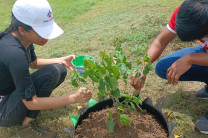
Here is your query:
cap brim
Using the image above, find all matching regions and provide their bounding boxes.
[33,22,63,39]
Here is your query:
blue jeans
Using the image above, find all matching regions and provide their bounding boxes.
[155,46,208,84]
[0,64,67,127]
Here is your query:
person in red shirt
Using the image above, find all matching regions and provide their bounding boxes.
[131,0,208,134]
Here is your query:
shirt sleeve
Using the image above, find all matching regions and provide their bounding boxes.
[7,49,36,101]
[167,5,181,34]
[29,44,37,62]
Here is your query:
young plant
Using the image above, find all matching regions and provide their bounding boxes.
[70,38,153,132]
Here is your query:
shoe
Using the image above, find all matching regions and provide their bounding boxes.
[195,112,208,134]
[16,124,58,138]
[196,85,208,99]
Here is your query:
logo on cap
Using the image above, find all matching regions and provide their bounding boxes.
[47,10,52,18]
[43,10,53,23]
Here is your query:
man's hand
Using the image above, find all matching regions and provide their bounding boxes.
[130,72,146,91]
[60,55,75,70]
[166,56,191,85]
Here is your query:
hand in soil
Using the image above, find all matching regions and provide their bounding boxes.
[74,87,92,103]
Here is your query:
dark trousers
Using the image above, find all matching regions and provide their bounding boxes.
[0,64,67,127]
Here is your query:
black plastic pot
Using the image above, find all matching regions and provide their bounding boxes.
[66,97,176,138]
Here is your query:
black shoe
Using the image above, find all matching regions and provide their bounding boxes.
[16,124,58,138]
[195,112,208,134]
[196,85,208,99]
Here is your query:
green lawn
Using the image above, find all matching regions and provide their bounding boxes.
[1,0,208,137]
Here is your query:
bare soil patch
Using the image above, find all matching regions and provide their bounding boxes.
[74,107,168,138]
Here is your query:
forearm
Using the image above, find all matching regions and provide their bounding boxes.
[31,58,62,69]
[23,94,77,110]
[186,53,208,66]
[147,39,166,63]
[147,27,176,63]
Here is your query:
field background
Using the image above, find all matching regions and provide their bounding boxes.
[1,0,208,137]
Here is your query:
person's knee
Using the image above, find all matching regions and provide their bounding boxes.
[52,64,67,80]
[155,60,167,80]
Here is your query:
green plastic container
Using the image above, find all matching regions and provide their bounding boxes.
[72,55,95,74]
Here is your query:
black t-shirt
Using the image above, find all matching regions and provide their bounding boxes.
[0,33,37,101]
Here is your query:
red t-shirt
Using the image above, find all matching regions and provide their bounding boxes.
[167,5,208,50]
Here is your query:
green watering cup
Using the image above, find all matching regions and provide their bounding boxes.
[72,55,95,74]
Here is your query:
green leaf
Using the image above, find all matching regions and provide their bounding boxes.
[70,70,78,80]
[123,72,128,79]
[99,51,105,59]
[133,96,143,112]
[109,110,113,120]
[136,59,141,64]
[125,61,132,69]
[83,70,90,79]
[97,65,106,75]
[120,93,131,98]
[98,80,107,92]
[109,77,118,90]
[120,63,126,74]
[79,78,87,84]
[104,54,111,65]
[111,66,120,78]
[118,104,124,111]
[106,120,114,132]
[143,56,151,63]
[135,102,143,112]
[135,72,141,78]
[130,102,137,113]
[118,54,124,61]
[143,63,153,75]
[132,96,139,104]
[72,80,78,87]
[123,56,127,62]
[119,114,130,125]
[132,96,142,104]
[124,100,135,113]
[126,69,133,76]
[89,74,99,82]
[111,89,120,98]
[84,59,96,68]
[105,65,112,73]
[97,91,103,100]
[131,66,139,73]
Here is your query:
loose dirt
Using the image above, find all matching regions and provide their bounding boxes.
[74,107,168,138]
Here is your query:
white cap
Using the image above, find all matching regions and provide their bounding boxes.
[12,0,63,39]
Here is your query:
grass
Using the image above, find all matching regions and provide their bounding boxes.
[1,0,208,137]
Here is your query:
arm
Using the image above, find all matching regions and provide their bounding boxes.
[147,27,176,63]
[30,55,75,70]
[7,50,89,110]
[131,5,180,90]
[22,87,92,110]
[131,27,176,90]
[31,58,63,68]
[186,53,208,66]
[167,53,208,85]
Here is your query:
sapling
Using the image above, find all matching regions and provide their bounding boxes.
[70,38,153,132]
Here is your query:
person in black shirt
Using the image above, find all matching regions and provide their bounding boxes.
[0,0,92,137]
